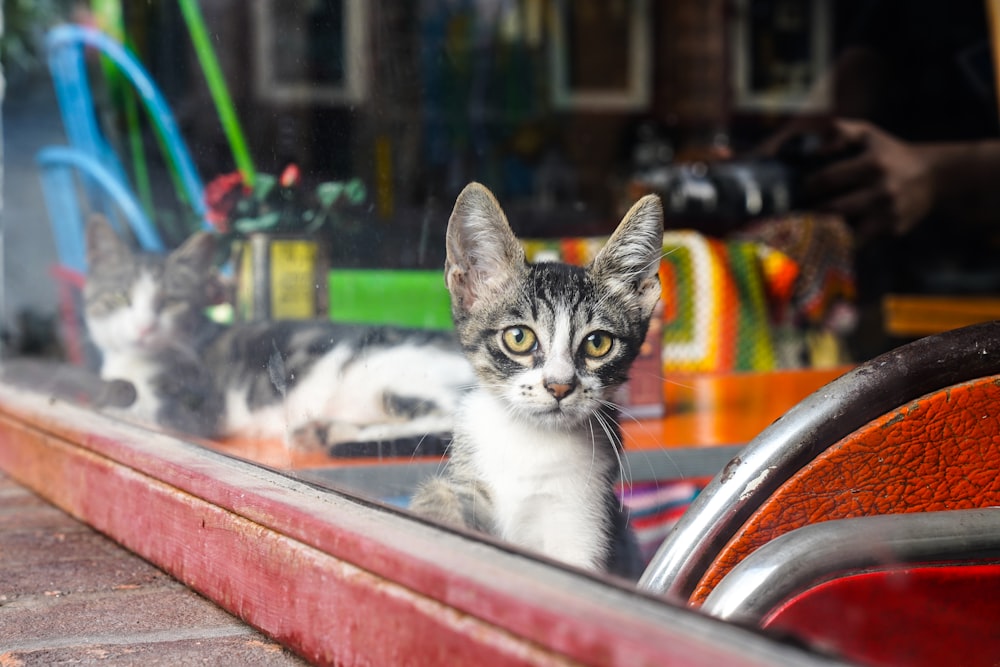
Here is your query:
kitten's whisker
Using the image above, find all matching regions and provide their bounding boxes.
[635,247,675,274]
[464,381,506,390]
[594,397,644,430]
[585,416,598,492]
[595,397,683,483]
[663,377,695,391]
[606,252,666,285]
[594,404,633,490]
[408,430,440,464]
[428,436,456,475]
[592,410,629,511]
[592,409,626,478]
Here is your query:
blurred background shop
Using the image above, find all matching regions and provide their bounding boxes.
[5,0,1000,364]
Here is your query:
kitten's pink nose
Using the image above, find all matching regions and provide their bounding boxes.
[136,322,156,340]
[545,381,575,400]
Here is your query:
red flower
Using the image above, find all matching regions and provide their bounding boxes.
[204,172,246,232]
[279,163,301,188]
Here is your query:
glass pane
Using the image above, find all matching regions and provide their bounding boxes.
[5,1,998,662]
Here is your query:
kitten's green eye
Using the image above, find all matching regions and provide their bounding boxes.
[502,326,537,354]
[582,331,614,358]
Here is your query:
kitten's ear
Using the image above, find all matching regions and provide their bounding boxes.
[169,231,217,273]
[445,182,525,314]
[591,194,664,318]
[85,215,130,271]
[168,232,224,305]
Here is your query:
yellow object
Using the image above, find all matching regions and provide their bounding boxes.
[269,239,320,319]
[236,235,324,321]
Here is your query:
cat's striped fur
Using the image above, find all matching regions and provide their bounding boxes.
[410,183,663,578]
[83,218,473,449]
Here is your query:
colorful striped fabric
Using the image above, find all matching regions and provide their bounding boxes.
[659,231,798,372]
[617,478,707,565]
[740,213,856,328]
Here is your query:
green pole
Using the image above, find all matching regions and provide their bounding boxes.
[91,0,156,219]
[177,0,256,186]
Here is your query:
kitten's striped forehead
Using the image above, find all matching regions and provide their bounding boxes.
[511,262,618,332]
[90,253,161,285]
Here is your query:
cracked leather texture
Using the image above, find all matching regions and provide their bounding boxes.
[692,376,1000,604]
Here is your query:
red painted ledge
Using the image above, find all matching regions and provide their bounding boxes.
[0,371,830,666]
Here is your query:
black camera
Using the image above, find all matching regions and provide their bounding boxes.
[637,133,855,232]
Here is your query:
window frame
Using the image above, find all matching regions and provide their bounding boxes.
[729,0,832,112]
[252,0,370,106]
[549,0,653,111]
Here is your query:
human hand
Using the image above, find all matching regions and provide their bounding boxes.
[804,119,936,240]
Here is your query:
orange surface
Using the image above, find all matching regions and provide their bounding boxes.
[622,367,850,450]
[883,294,1000,337]
[208,368,849,469]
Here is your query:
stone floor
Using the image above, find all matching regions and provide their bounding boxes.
[0,469,308,665]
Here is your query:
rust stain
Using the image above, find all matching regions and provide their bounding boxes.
[720,456,741,484]
[883,401,926,429]
[882,410,907,428]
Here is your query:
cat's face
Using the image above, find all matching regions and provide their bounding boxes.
[445,183,663,428]
[471,262,654,426]
[84,218,218,355]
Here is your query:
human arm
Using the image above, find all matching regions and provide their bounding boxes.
[804,119,1000,240]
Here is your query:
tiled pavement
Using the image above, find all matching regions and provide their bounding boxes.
[0,470,309,665]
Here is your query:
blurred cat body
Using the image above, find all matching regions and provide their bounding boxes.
[83,218,473,447]
[410,183,663,577]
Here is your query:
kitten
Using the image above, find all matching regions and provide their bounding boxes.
[205,319,472,449]
[83,217,473,449]
[410,183,663,578]
[83,218,226,436]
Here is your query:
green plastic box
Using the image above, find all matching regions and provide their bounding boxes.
[328,270,453,330]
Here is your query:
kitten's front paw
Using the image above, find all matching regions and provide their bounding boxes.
[97,378,137,408]
[288,419,362,453]
[409,478,474,529]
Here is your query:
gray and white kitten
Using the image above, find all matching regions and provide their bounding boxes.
[83,217,473,448]
[410,183,663,578]
[83,219,226,436]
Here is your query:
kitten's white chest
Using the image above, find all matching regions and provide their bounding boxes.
[459,390,614,570]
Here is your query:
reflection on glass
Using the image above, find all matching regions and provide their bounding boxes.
[6,1,1000,662]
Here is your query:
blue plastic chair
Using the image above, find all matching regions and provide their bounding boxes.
[45,24,209,235]
[37,146,165,274]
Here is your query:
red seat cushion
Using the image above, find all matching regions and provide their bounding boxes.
[763,563,1000,667]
